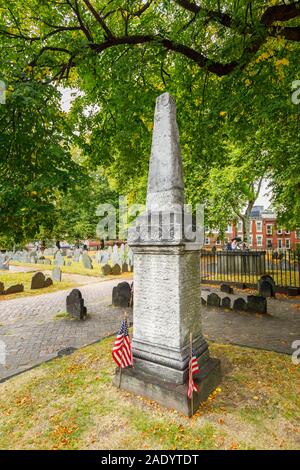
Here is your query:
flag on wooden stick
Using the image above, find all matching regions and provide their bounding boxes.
[112,318,133,368]
[188,348,200,399]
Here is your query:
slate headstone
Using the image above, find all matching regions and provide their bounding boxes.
[54,251,65,267]
[44,278,53,288]
[233,298,247,311]
[221,297,231,309]
[66,289,87,320]
[102,264,112,276]
[288,287,299,296]
[122,262,129,273]
[247,295,267,314]
[5,284,24,295]
[31,272,45,289]
[112,282,131,308]
[207,293,221,308]
[258,275,276,298]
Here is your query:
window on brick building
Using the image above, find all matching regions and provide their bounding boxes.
[285,239,290,249]
[278,239,282,248]
[266,225,273,235]
[256,221,262,232]
[267,238,273,249]
[205,237,210,245]
[285,230,290,234]
[216,239,221,245]
[237,221,243,232]
[256,235,263,246]
[277,228,282,235]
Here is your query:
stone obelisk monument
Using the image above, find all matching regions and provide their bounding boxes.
[117,92,221,416]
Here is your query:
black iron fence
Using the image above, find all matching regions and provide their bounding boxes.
[200,249,300,288]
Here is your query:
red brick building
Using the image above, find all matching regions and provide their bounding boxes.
[204,206,300,250]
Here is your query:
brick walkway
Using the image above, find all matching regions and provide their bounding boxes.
[202,296,300,355]
[0,280,299,382]
[0,279,132,381]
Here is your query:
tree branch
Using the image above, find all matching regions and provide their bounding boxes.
[82,0,114,38]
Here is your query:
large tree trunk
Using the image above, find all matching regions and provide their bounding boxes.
[241,201,255,243]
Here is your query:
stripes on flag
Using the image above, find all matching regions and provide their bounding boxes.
[188,351,200,399]
[112,319,133,368]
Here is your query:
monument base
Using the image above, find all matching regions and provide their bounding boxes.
[114,357,221,417]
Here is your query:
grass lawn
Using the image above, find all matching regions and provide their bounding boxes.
[0,338,299,450]
[11,261,133,279]
[0,272,76,299]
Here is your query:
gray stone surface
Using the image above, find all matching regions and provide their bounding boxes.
[123,92,220,413]
[146,92,184,212]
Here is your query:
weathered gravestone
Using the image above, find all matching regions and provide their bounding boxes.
[0,255,9,270]
[220,284,233,294]
[247,295,267,314]
[102,264,112,276]
[112,282,131,308]
[66,289,87,320]
[82,253,93,270]
[258,275,276,298]
[287,287,299,296]
[112,264,121,275]
[44,278,53,288]
[5,284,24,295]
[31,272,46,289]
[118,92,221,416]
[122,262,129,273]
[52,267,62,282]
[207,293,221,308]
[54,251,65,267]
[233,298,248,311]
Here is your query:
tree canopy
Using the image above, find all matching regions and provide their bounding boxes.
[0,1,299,244]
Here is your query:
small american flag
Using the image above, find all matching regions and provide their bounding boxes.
[188,350,200,399]
[112,319,133,368]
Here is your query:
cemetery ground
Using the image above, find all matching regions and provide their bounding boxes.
[1,264,133,299]
[0,336,299,450]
